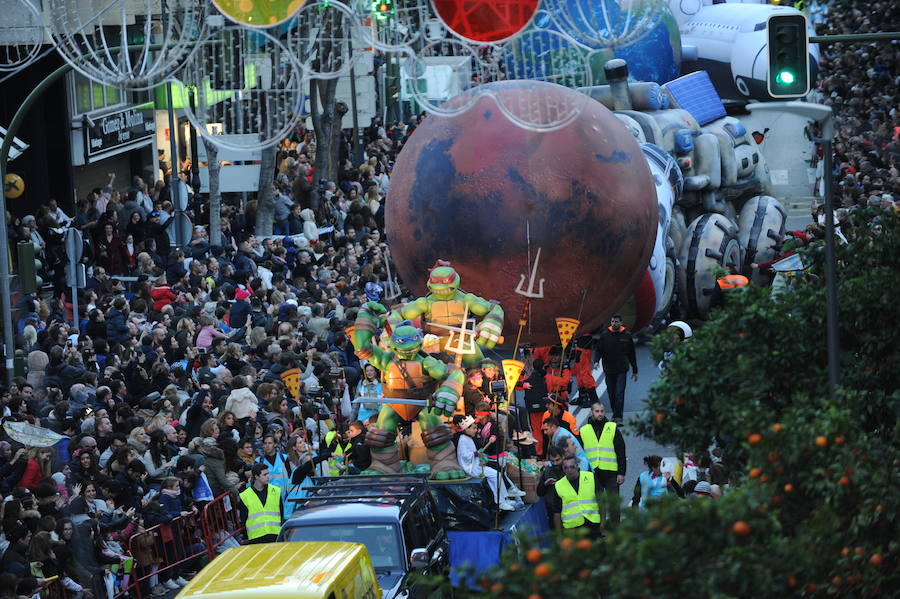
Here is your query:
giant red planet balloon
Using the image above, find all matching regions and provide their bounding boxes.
[386,80,658,345]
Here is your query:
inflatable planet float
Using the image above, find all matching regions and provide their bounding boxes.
[386,80,658,345]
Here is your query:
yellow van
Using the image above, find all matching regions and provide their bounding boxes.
[177,542,381,599]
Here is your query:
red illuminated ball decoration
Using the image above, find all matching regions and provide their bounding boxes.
[432,0,540,43]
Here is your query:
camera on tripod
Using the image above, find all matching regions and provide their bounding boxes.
[489,380,507,396]
[308,386,331,402]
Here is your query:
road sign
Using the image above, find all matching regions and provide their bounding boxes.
[65,263,86,288]
[64,228,83,262]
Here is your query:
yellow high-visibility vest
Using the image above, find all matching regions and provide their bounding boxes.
[580,421,618,471]
[240,484,282,539]
[555,472,601,529]
[325,431,351,476]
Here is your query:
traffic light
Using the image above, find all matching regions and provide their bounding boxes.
[372,0,394,20]
[16,241,42,295]
[767,13,810,98]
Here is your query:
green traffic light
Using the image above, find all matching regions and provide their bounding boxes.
[776,70,796,85]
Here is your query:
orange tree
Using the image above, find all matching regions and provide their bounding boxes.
[442,210,899,598]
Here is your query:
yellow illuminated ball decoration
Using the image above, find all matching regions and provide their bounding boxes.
[4,174,24,199]
[213,0,305,27]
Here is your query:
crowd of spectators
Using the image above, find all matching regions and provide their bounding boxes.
[1,0,898,597]
[0,115,430,598]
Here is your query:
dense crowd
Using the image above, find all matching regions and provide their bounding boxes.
[1,1,898,597]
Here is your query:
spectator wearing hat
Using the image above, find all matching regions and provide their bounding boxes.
[691,480,714,499]
[455,415,516,511]
[228,286,252,331]
[542,393,579,437]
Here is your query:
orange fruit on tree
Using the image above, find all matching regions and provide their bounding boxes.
[491,583,504,593]
[834,435,845,445]
[526,548,542,563]
[840,547,850,557]
[870,554,883,567]
[832,576,842,586]
[509,563,520,572]
[749,467,761,478]
[576,539,592,550]
[854,547,864,556]
[578,569,590,580]
[815,435,828,448]
[527,595,542,599]
[784,483,794,493]
[805,583,817,594]
[772,423,783,433]
[787,574,797,588]
[747,433,762,444]
[655,412,666,424]
[838,476,851,486]
[559,537,574,551]
[760,474,770,483]
[732,521,751,536]
[534,563,551,578]
[675,396,685,406]
[768,452,779,463]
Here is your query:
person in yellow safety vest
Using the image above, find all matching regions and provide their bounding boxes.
[325,426,352,476]
[548,456,603,537]
[239,463,283,544]
[580,403,627,527]
[256,434,291,490]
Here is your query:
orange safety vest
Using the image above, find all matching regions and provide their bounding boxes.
[717,274,749,290]
[542,409,580,435]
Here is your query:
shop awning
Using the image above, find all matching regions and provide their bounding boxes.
[0,125,29,161]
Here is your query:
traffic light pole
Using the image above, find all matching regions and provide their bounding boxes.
[0,62,72,383]
[748,102,837,396]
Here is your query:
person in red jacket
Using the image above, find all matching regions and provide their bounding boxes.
[571,335,599,408]
[16,446,53,490]
[150,272,178,312]
[531,345,573,403]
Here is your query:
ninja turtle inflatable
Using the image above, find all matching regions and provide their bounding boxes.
[357,320,467,479]
[353,260,503,367]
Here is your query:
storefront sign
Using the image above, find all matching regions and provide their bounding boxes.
[85,108,155,156]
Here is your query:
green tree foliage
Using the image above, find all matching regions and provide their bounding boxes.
[450,210,899,598]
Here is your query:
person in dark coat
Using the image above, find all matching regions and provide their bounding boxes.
[94,222,130,275]
[344,421,371,473]
[594,314,638,424]
[105,297,131,347]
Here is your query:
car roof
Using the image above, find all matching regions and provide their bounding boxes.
[284,502,402,526]
[178,542,371,599]
[287,474,432,522]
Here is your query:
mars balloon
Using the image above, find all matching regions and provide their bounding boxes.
[387,80,658,345]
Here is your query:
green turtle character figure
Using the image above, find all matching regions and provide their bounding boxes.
[361,321,467,480]
[353,260,504,368]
